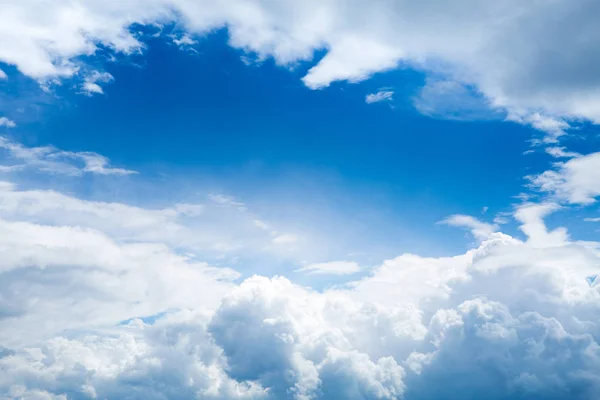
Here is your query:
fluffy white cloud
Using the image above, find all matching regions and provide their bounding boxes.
[2,0,600,135]
[0,136,136,175]
[2,217,599,399]
[530,151,600,205]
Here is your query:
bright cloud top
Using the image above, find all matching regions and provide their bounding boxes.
[1,0,600,136]
[0,139,599,399]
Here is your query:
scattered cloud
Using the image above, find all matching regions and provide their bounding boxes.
[0,136,136,176]
[0,117,16,128]
[365,90,394,104]
[439,214,498,240]
[530,151,600,205]
[545,146,581,159]
[507,112,570,143]
[173,34,197,46]
[295,260,361,275]
[0,68,7,80]
[81,71,114,96]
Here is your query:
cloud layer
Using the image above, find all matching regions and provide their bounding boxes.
[1,0,600,135]
[1,160,599,399]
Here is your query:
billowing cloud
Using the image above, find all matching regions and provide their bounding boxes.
[1,0,600,135]
[1,159,599,399]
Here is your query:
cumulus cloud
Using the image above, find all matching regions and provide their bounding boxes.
[1,0,600,136]
[2,214,599,399]
[295,261,361,275]
[0,69,7,80]
[0,136,136,175]
[365,90,394,104]
[530,151,600,205]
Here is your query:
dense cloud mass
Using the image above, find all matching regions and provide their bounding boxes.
[0,171,599,399]
[1,0,600,134]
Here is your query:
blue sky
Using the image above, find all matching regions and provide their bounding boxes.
[3,29,586,259]
[1,2,600,399]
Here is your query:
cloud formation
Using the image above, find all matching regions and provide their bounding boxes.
[365,91,394,104]
[1,154,599,398]
[530,151,600,205]
[1,0,600,136]
[0,136,136,176]
[295,260,361,275]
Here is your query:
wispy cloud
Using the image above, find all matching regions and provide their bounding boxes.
[439,214,499,240]
[0,136,137,176]
[365,90,394,104]
[81,71,114,96]
[295,260,361,275]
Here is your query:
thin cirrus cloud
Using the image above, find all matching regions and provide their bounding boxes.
[295,260,361,275]
[365,90,394,104]
[0,136,136,176]
[2,0,600,137]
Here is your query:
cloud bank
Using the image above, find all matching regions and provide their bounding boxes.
[1,144,599,399]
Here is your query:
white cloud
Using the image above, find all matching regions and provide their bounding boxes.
[507,111,570,143]
[545,146,581,159]
[365,90,394,104]
[1,159,600,399]
[173,34,197,46]
[0,68,7,80]
[295,260,361,275]
[0,117,16,128]
[513,202,568,247]
[530,151,600,205]
[584,217,600,223]
[1,1,600,135]
[81,71,114,96]
[0,136,136,175]
[439,214,498,241]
